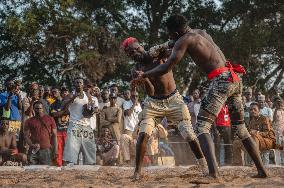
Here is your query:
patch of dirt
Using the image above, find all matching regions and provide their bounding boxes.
[0,166,284,187]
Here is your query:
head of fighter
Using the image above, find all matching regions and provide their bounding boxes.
[121,37,147,63]
[166,14,190,41]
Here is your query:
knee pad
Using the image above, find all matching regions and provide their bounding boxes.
[177,120,197,141]
[233,124,250,140]
[195,115,214,136]
[139,118,155,136]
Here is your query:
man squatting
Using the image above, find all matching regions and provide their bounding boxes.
[121,36,207,180]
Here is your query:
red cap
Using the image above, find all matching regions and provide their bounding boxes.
[121,37,138,50]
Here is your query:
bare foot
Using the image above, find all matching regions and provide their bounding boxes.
[132,172,142,181]
[209,172,219,179]
[252,171,268,178]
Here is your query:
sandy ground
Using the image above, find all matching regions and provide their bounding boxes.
[0,165,284,187]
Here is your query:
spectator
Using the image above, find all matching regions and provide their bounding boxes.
[110,84,125,108]
[110,84,125,134]
[248,102,276,165]
[83,84,99,131]
[244,87,254,124]
[24,101,57,165]
[96,127,119,165]
[258,95,273,121]
[213,105,232,165]
[0,78,22,140]
[100,93,122,141]
[83,81,93,95]
[187,89,201,128]
[62,77,97,165]
[38,85,50,114]
[50,87,69,166]
[273,97,284,165]
[44,86,54,105]
[0,120,27,166]
[24,83,40,120]
[98,88,110,110]
[15,80,26,100]
[255,90,263,102]
[266,97,274,109]
[60,86,69,100]
[93,86,102,103]
[121,90,142,164]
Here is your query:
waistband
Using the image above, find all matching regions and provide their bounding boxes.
[150,89,177,100]
[207,61,246,82]
[207,67,229,80]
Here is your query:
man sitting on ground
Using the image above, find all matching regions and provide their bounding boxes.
[0,120,27,166]
[96,127,119,165]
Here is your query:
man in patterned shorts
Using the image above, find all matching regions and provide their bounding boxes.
[135,14,268,178]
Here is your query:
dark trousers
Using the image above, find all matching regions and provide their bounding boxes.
[213,126,232,165]
[29,148,51,165]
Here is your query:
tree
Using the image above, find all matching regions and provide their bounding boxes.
[219,0,284,93]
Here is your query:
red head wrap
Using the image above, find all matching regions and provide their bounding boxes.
[121,37,138,50]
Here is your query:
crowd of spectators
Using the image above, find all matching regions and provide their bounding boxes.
[0,77,283,167]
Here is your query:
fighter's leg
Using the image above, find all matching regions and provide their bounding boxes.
[227,94,268,178]
[133,118,154,180]
[213,126,222,165]
[195,110,219,178]
[178,120,205,160]
[168,95,207,172]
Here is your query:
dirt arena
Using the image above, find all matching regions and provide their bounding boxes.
[0,165,283,187]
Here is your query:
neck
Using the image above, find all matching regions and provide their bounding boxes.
[35,113,44,118]
[76,89,83,94]
[110,103,115,107]
[179,26,191,36]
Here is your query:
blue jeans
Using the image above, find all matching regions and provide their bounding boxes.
[63,122,96,164]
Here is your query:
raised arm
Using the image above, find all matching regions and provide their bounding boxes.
[142,38,189,78]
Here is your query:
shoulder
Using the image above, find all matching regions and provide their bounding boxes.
[0,92,7,100]
[193,29,208,36]
[42,114,52,120]
[25,117,34,125]
[175,32,200,48]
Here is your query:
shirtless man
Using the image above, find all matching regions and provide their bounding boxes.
[121,37,206,180]
[0,120,27,165]
[136,14,267,178]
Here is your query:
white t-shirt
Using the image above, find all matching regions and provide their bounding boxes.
[69,92,90,126]
[260,107,273,121]
[123,100,142,132]
[116,97,125,108]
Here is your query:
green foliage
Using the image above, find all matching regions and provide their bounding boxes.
[0,0,283,94]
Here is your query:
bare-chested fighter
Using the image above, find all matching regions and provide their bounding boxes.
[121,37,207,180]
[136,14,268,178]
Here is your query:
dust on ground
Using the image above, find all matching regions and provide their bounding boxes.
[0,165,283,187]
